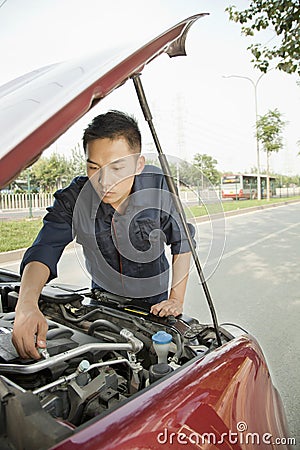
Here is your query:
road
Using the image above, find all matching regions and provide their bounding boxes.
[187,202,300,443]
[0,208,47,220]
[2,202,300,441]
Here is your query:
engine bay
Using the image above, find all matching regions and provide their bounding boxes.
[0,269,233,450]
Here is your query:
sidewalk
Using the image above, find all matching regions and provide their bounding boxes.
[0,208,47,221]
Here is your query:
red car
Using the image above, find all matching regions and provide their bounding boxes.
[0,14,293,450]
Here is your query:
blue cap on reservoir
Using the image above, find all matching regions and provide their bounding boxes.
[152,331,172,345]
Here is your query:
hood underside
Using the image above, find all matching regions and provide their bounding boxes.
[0,13,207,189]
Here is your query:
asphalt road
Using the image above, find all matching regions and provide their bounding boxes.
[2,202,300,442]
[0,208,47,220]
[186,202,300,443]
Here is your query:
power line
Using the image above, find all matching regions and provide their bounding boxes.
[0,0,8,8]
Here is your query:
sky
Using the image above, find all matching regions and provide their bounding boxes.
[0,0,299,175]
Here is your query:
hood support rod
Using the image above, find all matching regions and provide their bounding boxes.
[132,74,222,346]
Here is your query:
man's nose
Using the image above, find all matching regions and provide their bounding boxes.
[98,167,113,189]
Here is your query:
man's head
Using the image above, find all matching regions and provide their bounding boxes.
[83,110,141,154]
[82,111,145,209]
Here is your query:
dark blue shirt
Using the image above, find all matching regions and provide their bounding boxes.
[21,165,195,304]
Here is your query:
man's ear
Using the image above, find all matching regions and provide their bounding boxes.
[136,155,145,174]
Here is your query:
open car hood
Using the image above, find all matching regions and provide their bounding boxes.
[0,13,207,189]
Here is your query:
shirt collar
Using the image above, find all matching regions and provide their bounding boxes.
[130,171,162,208]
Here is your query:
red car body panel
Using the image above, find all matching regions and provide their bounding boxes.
[52,336,290,450]
[0,13,291,450]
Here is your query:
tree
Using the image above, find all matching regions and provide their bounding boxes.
[171,160,200,187]
[31,153,73,192]
[192,153,220,186]
[226,1,300,75]
[145,156,220,190]
[145,158,198,190]
[16,147,86,193]
[69,143,86,176]
[256,108,286,200]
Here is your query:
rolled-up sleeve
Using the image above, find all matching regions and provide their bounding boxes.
[20,194,74,282]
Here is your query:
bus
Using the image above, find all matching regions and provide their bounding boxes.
[221,174,276,200]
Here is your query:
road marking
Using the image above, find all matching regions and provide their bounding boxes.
[220,222,300,261]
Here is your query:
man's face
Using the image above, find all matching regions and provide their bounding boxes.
[86,137,145,209]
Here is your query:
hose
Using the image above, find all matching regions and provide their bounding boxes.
[88,319,122,336]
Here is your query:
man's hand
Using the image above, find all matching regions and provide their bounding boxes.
[150,297,183,317]
[12,261,50,359]
[12,304,48,360]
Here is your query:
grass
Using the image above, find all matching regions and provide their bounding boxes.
[186,195,300,218]
[0,196,299,252]
[0,218,43,252]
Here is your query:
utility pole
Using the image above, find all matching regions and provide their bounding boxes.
[223,72,272,200]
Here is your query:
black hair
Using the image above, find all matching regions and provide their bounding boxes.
[82,110,141,154]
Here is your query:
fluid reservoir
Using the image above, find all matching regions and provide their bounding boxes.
[149,362,173,384]
[152,330,172,364]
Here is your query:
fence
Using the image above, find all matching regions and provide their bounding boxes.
[0,193,53,210]
[180,188,221,203]
[181,186,300,203]
[0,190,212,210]
[276,187,300,197]
[0,187,299,211]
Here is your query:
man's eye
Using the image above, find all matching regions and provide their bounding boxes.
[88,166,99,170]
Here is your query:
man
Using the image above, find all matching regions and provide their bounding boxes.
[12,110,194,360]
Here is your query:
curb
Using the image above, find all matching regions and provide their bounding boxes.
[0,248,27,264]
[190,198,300,223]
[1,199,299,263]
[0,241,77,264]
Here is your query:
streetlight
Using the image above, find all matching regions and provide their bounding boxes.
[223,72,269,200]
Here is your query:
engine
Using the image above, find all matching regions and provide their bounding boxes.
[0,269,232,450]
